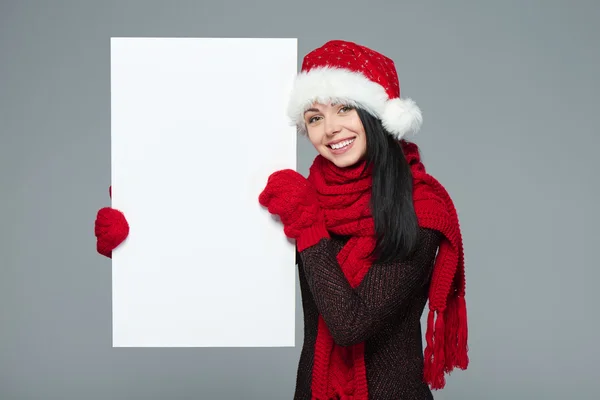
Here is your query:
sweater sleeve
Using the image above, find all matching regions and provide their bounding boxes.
[297,227,441,347]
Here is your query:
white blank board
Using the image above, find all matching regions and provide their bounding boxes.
[110,37,298,347]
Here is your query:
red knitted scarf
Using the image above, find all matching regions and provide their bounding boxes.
[306,141,468,399]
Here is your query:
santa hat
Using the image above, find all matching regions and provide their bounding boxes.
[287,40,423,139]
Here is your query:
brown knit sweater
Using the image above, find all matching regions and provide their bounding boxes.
[293,227,441,400]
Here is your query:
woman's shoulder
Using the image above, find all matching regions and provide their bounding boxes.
[383,227,442,266]
[418,226,443,249]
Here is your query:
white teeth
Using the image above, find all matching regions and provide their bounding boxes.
[330,139,355,150]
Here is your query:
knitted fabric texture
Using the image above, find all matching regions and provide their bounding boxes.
[306,156,375,399]
[258,169,330,253]
[401,141,469,388]
[94,186,129,258]
[294,229,439,399]
[304,141,468,398]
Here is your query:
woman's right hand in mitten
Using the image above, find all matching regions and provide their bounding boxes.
[95,186,129,258]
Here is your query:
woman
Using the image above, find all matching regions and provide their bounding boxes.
[95,40,469,399]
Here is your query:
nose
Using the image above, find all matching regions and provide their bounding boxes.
[324,116,341,136]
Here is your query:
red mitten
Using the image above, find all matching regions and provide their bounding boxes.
[259,169,329,252]
[95,186,129,258]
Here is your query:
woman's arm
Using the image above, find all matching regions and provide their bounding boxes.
[298,227,441,346]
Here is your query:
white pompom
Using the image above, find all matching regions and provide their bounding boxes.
[381,98,423,139]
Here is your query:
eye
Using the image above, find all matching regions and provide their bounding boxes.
[339,105,353,113]
[308,115,322,124]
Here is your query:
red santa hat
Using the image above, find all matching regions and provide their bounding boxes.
[287,40,423,139]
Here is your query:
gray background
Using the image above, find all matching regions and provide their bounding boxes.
[2,0,599,399]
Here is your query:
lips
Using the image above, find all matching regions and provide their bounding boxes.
[327,137,356,155]
[327,137,356,149]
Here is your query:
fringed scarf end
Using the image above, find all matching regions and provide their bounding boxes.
[423,295,469,390]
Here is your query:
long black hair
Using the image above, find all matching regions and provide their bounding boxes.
[356,108,420,264]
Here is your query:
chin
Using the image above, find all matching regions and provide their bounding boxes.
[331,157,361,168]
[323,149,364,168]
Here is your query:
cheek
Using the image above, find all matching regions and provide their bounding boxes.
[351,116,365,134]
[353,124,367,153]
[306,129,325,147]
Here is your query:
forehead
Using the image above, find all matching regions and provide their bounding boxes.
[305,101,341,112]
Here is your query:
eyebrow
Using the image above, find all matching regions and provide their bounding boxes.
[304,108,319,114]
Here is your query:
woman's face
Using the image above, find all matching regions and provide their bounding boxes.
[303,102,367,168]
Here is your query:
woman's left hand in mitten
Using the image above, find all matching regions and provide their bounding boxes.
[258,169,329,252]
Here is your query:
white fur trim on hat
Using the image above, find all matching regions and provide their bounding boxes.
[381,98,423,138]
[286,66,422,139]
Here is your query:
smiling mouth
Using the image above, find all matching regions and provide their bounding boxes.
[328,138,356,150]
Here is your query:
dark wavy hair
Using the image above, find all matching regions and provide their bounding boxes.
[356,107,420,264]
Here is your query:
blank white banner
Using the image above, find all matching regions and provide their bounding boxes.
[110,37,298,347]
